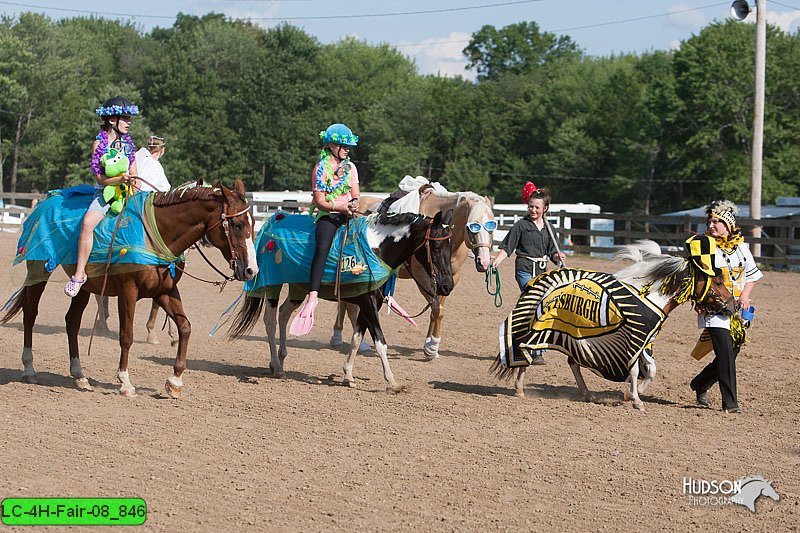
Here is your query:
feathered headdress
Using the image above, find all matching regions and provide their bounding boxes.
[706,200,738,232]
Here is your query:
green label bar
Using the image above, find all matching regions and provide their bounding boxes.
[1,498,146,526]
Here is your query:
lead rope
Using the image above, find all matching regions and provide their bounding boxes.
[485,265,503,307]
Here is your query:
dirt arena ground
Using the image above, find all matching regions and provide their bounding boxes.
[0,229,797,531]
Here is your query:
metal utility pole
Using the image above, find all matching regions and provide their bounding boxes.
[750,0,766,256]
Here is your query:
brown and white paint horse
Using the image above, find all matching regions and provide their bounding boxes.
[331,190,495,359]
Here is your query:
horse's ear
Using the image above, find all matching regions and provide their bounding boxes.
[432,210,443,226]
[442,208,454,226]
[234,177,247,197]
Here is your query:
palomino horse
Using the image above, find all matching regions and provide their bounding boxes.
[492,239,736,410]
[228,210,455,393]
[331,191,495,359]
[1,179,257,398]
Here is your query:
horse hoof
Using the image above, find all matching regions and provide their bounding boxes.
[343,379,356,388]
[164,380,182,399]
[75,377,93,391]
[119,387,137,398]
[273,371,286,379]
[633,401,645,411]
[146,335,160,345]
[21,374,37,384]
[584,395,597,404]
[624,389,637,401]
[514,390,526,398]
[170,339,179,348]
[385,384,407,394]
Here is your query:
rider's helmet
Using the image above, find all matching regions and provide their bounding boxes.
[96,96,140,117]
[319,123,358,146]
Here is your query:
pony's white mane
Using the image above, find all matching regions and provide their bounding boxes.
[613,240,685,288]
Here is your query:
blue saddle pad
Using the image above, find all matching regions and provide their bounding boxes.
[245,213,394,295]
[14,186,181,272]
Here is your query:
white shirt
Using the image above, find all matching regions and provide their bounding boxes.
[698,241,763,330]
[134,148,171,192]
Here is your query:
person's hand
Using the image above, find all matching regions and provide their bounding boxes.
[739,296,751,311]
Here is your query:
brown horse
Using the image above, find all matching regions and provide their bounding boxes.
[1,179,257,398]
[95,295,177,345]
[331,191,495,359]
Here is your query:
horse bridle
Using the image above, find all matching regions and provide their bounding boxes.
[691,269,736,316]
[405,217,452,299]
[198,193,252,278]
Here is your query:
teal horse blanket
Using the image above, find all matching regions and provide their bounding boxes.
[245,212,394,298]
[14,186,183,280]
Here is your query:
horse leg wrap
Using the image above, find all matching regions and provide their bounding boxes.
[423,336,441,360]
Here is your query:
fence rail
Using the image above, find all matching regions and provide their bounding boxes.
[3,193,799,268]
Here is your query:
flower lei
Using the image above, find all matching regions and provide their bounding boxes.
[91,130,136,177]
[314,149,352,202]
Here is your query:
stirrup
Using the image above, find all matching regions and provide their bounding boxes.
[64,276,87,298]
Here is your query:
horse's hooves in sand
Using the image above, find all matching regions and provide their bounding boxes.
[268,363,286,379]
[75,377,93,391]
[514,390,525,398]
[164,380,182,399]
[633,401,645,411]
[386,384,407,394]
[146,334,160,345]
[119,387,137,398]
[170,339,178,348]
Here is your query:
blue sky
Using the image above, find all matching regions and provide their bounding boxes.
[2,0,800,78]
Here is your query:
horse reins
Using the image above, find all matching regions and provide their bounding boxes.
[402,218,452,316]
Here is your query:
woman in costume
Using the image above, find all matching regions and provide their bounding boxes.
[290,124,360,335]
[690,200,762,413]
[64,96,139,297]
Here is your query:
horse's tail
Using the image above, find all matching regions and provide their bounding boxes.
[489,353,518,382]
[227,294,265,339]
[1,286,26,324]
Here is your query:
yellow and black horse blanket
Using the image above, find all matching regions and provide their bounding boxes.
[498,268,666,382]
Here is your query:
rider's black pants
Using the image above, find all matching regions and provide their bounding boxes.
[309,213,346,293]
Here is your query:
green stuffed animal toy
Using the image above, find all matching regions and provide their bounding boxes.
[100,148,130,214]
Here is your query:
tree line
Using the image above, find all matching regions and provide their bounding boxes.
[1,12,799,213]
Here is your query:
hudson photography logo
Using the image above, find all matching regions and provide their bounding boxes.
[683,475,780,512]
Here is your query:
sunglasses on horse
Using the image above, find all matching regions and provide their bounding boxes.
[467,220,498,233]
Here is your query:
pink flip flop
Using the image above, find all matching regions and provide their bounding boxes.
[289,299,318,336]
[385,295,417,328]
[64,276,87,298]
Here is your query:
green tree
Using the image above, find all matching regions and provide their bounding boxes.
[464,21,582,81]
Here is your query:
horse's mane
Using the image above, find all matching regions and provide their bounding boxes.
[152,184,222,207]
[426,188,485,205]
[614,240,688,293]
[372,211,424,227]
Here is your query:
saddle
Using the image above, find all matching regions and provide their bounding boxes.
[14,187,181,275]
[245,212,395,299]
